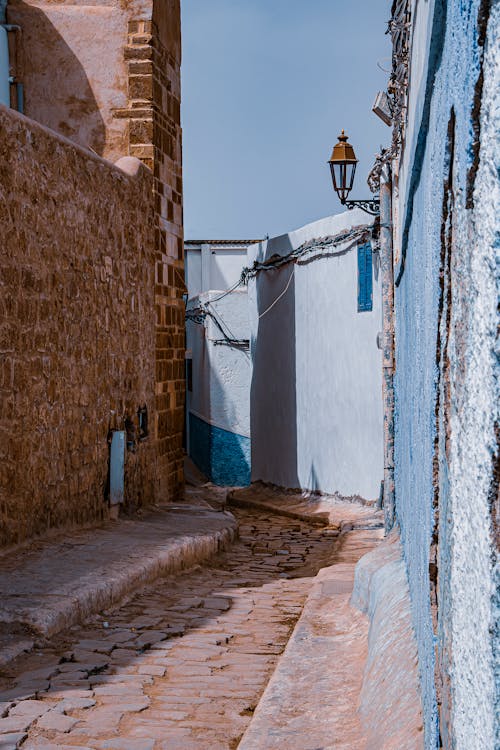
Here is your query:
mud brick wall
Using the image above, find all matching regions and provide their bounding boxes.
[120,10,185,500]
[0,106,157,547]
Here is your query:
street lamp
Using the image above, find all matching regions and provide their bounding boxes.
[328,130,380,216]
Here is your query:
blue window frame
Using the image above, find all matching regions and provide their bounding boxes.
[357,242,373,312]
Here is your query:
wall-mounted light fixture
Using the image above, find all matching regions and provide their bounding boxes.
[328,130,380,216]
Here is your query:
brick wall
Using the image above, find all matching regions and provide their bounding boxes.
[118,12,185,500]
[0,106,157,546]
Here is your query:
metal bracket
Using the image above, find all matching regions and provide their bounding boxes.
[343,198,380,216]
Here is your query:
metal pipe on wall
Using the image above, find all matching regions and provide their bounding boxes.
[379,163,396,532]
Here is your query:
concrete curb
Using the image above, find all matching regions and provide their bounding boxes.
[228,488,384,532]
[227,492,330,526]
[0,640,35,671]
[36,526,238,639]
[238,527,383,750]
[0,506,238,669]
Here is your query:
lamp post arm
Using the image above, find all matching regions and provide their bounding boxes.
[343,198,380,216]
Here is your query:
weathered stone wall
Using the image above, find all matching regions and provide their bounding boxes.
[6,0,186,501]
[389,0,499,747]
[0,105,157,546]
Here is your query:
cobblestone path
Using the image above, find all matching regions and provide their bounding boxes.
[0,509,342,750]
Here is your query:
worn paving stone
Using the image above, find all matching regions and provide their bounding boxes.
[0,716,33,733]
[0,504,372,749]
[0,705,12,720]
[36,710,78,733]
[0,689,38,704]
[0,733,27,750]
[75,640,115,654]
[44,689,94,701]
[134,631,168,648]
[7,700,51,719]
[136,665,166,676]
[96,740,155,750]
[57,696,96,712]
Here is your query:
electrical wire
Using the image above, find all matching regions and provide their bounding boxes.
[185,224,375,334]
[186,304,248,349]
[207,303,239,343]
[258,267,295,319]
[241,224,372,281]
[205,278,243,304]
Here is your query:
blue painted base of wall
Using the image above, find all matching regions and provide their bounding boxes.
[189,412,251,487]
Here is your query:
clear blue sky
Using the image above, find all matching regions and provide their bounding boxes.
[181,0,392,240]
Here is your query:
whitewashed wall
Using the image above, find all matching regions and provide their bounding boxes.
[185,242,250,300]
[248,210,384,500]
[185,242,254,486]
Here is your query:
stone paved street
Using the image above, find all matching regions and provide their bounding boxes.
[0,508,346,750]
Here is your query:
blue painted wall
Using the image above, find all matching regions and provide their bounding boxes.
[189,412,251,487]
[393,0,499,746]
[186,287,252,488]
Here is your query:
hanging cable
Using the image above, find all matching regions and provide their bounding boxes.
[205,278,243,304]
[258,267,295,319]
[241,224,372,282]
[185,223,374,332]
[186,304,249,349]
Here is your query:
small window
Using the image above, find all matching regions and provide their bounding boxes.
[357,242,373,312]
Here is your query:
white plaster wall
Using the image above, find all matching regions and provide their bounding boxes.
[249,209,384,500]
[185,244,248,300]
[210,250,247,292]
[187,289,251,437]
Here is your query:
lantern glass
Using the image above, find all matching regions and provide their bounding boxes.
[328,130,358,204]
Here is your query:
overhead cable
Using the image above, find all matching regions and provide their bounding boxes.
[258,267,295,319]
[241,223,373,282]
[185,222,375,332]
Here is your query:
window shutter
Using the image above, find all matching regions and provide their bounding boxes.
[357,242,373,312]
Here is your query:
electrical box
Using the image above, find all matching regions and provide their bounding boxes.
[109,430,125,506]
[0,27,9,107]
[372,91,392,127]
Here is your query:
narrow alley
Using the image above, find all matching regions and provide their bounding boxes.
[0,503,381,750]
[0,0,498,747]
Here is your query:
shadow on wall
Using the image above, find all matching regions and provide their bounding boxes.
[8,1,106,154]
[152,0,181,62]
[307,462,320,493]
[250,235,300,490]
